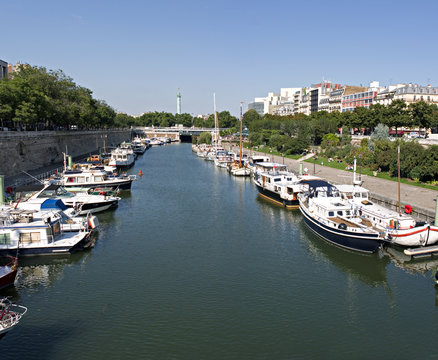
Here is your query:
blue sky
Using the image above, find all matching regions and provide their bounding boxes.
[3,0,437,116]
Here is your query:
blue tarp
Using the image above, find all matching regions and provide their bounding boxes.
[40,199,68,211]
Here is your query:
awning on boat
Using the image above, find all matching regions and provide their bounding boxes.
[40,199,68,211]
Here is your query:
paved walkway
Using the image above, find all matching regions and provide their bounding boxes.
[232,146,438,213]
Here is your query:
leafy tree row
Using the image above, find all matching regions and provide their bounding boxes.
[244,100,438,155]
[0,65,117,130]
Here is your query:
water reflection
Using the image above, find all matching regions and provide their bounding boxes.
[299,220,389,287]
[15,251,92,290]
[382,246,438,275]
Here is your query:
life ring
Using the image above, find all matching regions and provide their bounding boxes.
[338,223,347,230]
[404,205,413,214]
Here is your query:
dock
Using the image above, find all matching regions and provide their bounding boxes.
[404,245,438,257]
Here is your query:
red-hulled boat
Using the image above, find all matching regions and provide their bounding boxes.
[0,257,18,289]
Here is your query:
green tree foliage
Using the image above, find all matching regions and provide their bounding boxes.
[321,133,340,149]
[198,132,212,144]
[0,65,118,129]
[243,109,261,127]
[370,123,390,141]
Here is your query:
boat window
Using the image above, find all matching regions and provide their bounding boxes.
[287,188,293,194]
[0,233,10,245]
[337,211,343,216]
[274,178,281,182]
[328,211,334,217]
[354,193,361,198]
[95,176,103,182]
[346,210,351,216]
[20,232,40,244]
[67,177,76,183]
[52,222,61,236]
[78,177,85,183]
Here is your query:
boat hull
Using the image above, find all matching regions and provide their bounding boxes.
[255,184,299,209]
[387,225,438,247]
[300,206,382,253]
[66,199,119,215]
[63,180,132,191]
[0,268,17,290]
[0,233,92,257]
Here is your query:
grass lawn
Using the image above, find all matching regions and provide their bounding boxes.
[244,145,302,160]
[304,154,438,191]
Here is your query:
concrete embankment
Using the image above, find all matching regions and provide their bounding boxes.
[232,145,438,222]
[1,129,131,186]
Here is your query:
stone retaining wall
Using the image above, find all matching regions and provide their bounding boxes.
[0,130,131,178]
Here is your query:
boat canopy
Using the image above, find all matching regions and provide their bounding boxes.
[301,180,338,198]
[40,199,68,211]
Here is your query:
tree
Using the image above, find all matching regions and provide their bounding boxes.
[243,109,261,127]
[409,101,434,131]
[321,133,340,150]
[370,123,390,141]
[198,131,212,144]
[385,99,410,135]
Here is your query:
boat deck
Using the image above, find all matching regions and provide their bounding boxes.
[328,217,360,228]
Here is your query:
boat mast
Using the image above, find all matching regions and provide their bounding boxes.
[398,145,401,215]
[239,102,243,167]
[213,93,218,149]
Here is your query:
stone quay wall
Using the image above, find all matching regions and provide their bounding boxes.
[0,129,131,180]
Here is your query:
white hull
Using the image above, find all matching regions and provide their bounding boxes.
[387,225,438,247]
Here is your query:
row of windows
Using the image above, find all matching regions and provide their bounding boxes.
[343,99,373,105]
[343,92,375,100]
[66,176,103,183]
[0,233,11,245]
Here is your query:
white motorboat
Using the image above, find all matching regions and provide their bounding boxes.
[0,207,93,256]
[149,138,164,146]
[108,146,135,168]
[214,151,234,168]
[58,168,135,191]
[299,179,384,253]
[132,139,147,154]
[0,297,27,337]
[13,182,120,215]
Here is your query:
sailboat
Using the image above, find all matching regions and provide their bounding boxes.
[229,102,250,176]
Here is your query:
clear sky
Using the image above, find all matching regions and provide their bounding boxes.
[3,0,437,117]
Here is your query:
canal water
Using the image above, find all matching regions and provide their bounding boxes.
[2,143,438,359]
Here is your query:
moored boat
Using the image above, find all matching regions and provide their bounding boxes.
[0,297,27,337]
[299,179,384,253]
[58,168,135,191]
[0,256,18,289]
[337,184,438,247]
[0,208,93,256]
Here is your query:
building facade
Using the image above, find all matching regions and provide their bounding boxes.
[0,60,8,80]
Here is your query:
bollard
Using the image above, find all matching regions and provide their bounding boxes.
[435,195,438,226]
[0,175,3,205]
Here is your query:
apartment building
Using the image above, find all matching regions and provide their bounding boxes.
[393,84,438,105]
[0,60,7,80]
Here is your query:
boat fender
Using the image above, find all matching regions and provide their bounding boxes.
[338,223,347,230]
[404,204,413,214]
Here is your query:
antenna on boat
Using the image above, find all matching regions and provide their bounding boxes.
[352,157,362,186]
[213,93,218,149]
[239,101,243,167]
[398,145,401,215]
[21,170,43,184]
